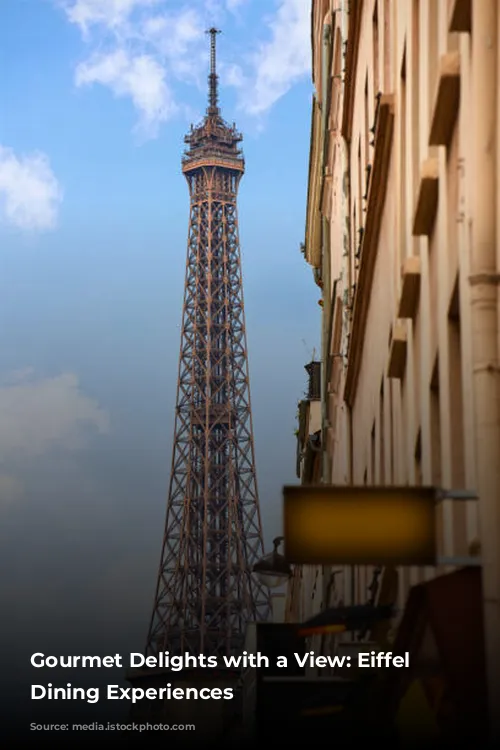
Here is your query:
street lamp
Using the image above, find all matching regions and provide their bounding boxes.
[252,536,292,588]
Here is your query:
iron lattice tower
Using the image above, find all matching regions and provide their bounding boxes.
[146,29,270,660]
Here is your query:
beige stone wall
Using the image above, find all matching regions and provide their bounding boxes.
[290,0,500,664]
[329,0,482,608]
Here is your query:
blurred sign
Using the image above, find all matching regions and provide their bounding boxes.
[283,485,437,565]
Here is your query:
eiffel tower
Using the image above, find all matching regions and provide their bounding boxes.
[146,28,270,661]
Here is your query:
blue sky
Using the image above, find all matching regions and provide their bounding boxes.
[0,0,319,666]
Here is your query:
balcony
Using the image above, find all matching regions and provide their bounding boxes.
[305,360,321,400]
[295,361,322,481]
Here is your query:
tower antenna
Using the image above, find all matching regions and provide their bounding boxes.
[206,27,221,114]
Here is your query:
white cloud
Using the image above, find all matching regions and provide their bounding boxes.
[58,0,311,135]
[0,370,110,459]
[141,8,202,55]
[63,0,160,35]
[63,1,205,136]
[138,8,205,82]
[225,0,247,10]
[76,50,176,138]
[0,145,63,232]
[221,61,245,88]
[240,0,311,116]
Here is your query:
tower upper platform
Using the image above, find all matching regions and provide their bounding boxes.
[182,28,244,175]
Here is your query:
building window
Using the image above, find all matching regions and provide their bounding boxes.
[411,0,420,214]
[430,358,442,553]
[331,301,343,394]
[447,125,459,281]
[379,380,385,484]
[448,279,467,554]
[332,29,343,129]
[357,135,363,226]
[430,358,441,486]
[399,47,407,262]
[428,1,438,135]
[364,74,370,168]
[383,0,391,90]
[352,202,357,289]
[371,422,376,484]
[389,380,395,483]
[414,429,422,485]
[373,1,380,95]
[413,307,421,434]
[429,230,438,352]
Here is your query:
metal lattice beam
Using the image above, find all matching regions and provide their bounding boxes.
[145,31,270,660]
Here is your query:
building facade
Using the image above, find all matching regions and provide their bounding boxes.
[287,0,500,740]
[286,360,325,624]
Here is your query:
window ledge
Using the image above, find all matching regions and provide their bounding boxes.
[429,52,461,147]
[413,157,439,237]
[388,322,408,380]
[448,0,471,32]
[398,256,421,320]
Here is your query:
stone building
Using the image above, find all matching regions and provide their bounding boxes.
[286,0,500,741]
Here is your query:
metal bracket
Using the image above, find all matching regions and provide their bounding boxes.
[262,676,353,684]
[435,489,478,501]
[436,556,482,567]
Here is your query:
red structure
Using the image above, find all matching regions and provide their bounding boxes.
[146,29,270,660]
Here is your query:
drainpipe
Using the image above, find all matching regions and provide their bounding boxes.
[320,18,332,484]
[470,1,500,741]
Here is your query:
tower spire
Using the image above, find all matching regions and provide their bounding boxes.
[206,27,221,115]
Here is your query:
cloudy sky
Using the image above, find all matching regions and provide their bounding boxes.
[0,0,319,679]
